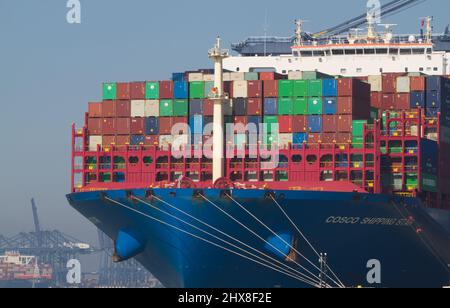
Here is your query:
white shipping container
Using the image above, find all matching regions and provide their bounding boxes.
[131,100,146,117]
[145,100,160,117]
[203,74,215,82]
[223,73,232,81]
[89,136,103,152]
[230,72,245,81]
[233,81,248,98]
[368,75,382,92]
[288,71,303,80]
[188,73,203,82]
[159,135,174,150]
[396,76,411,93]
[278,133,293,149]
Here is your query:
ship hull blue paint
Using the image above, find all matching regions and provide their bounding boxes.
[67,189,450,288]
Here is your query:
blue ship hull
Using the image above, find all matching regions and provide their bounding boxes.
[67,189,450,288]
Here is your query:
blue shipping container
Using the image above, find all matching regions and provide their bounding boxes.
[189,115,204,134]
[426,107,439,118]
[131,135,145,145]
[189,99,203,115]
[145,117,159,135]
[308,116,322,133]
[420,139,438,175]
[426,91,441,109]
[248,116,262,133]
[323,79,338,97]
[293,132,308,145]
[174,81,189,99]
[323,97,337,115]
[172,73,186,82]
[441,104,450,127]
[264,98,278,115]
[410,91,426,108]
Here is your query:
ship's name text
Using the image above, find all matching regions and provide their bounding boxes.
[325,216,413,226]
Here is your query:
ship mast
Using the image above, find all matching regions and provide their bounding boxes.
[208,37,229,183]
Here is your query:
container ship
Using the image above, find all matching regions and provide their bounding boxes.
[67,6,450,288]
[0,252,53,288]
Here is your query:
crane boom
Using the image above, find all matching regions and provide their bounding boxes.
[31,198,41,234]
[313,0,426,38]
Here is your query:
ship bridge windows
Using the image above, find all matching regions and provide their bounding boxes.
[400,49,412,55]
[389,48,399,55]
[356,49,364,55]
[332,49,344,55]
[300,51,313,57]
[412,48,425,55]
[313,51,325,57]
[364,49,375,55]
[344,49,356,55]
[376,48,388,54]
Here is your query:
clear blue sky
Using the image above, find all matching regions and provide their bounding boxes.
[0,0,448,244]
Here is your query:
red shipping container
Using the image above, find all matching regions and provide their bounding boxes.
[116,135,131,146]
[203,99,214,116]
[223,81,234,98]
[337,97,352,114]
[102,118,116,135]
[308,133,322,143]
[88,118,102,135]
[247,98,263,115]
[115,100,131,117]
[159,117,174,134]
[292,116,307,132]
[116,118,130,135]
[248,80,263,98]
[381,94,395,110]
[130,82,146,99]
[337,115,352,132]
[159,81,174,99]
[323,115,338,132]
[395,94,410,110]
[117,82,131,100]
[382,74,397,93]
[259,72,285,81]
[336,133,352,143]
[322,133,337,144]
[264,80,278,97]
[370,92,382,108]
[234,116,248,126]
[88,102,102,118]
[337,97,370,119]
[144,135,159,146]
[102,100,116,117]
[172,117,189,135]
[278,116,293,133]
[337,78,370,98]
[130,118,144,134]
[410,76,426,91]
[102,135,116,146]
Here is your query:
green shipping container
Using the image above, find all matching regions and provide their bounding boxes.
[204,82,214,98]
[308,98,323,115]
[406,173,418,189]
[352,120,368,137]
[421,173,438,192]
[189,81,205,99]
[278,80,294,97]
[160,99,174,117]
[352,137,364,149]
[293,98,308,115]
[145,82,159,99]
[173,99,188,116]
[264,116,279,134]
[244,72,259,81]
[103,83,117,100]
[278,98,294,115]
[293,80,308,97]
[302,71,333,80]
[308,80,323,97]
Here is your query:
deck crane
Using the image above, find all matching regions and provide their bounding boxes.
[311,0,427,39]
